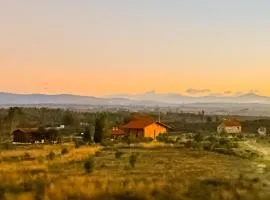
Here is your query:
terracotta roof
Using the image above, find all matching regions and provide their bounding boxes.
[13,128,39,134]
[122,118,170,129]
[122,118,155,129]
[221,119,241,127]
[111,127,125,135]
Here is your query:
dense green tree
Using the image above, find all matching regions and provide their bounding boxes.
[206,116,213,123]
[6,107,23,135]
[62,111,76,126]
[46,129,59,142]
[83,126,91,143]
[94,113,108,143]
[0,115,4,142]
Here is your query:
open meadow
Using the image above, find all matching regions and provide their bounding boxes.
[1,141,270,200]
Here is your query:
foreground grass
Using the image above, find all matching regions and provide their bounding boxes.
[0,143,269,199]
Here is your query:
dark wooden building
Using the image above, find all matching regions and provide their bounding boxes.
[13,128,39,143]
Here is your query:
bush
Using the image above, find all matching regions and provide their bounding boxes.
[127,135,137,144]
[95,151,102,157]
[236,134,245,140]
[202,141,214,151]
[100,140,114,147]
[185,140,203,149]
[1,143,14,150]
[206,135,219,143]
[47,151,56,160]
[84,156,94,173]
[115,150,124,159]
[129,153,138,168]
[219,137,230,146]
[213,148,234,155]
[23,152,33,161]
[156,134,168,142]
[74,139,84,148]
[61,148,69,155]
[194,133,204,142]
[141,137,153,143]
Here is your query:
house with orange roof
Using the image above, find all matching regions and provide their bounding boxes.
[217,119,242,134]
[121,116,170,139]
[111,127,126,139]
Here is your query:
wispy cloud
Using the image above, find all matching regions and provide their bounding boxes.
[185,88,211,95]
[249,89,259,93]
[224,90,232,94]
[234,89,259,96]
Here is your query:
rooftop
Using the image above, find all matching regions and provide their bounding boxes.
[221,119,241,127]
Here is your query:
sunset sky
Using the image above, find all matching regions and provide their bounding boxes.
[1,0,270,96]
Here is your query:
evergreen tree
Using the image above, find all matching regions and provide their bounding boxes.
[83,126,91,143]
[94,113,108,143]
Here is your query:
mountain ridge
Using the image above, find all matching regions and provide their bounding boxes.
[0,91,270,106]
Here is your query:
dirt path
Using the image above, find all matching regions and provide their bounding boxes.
[243,140,270,157]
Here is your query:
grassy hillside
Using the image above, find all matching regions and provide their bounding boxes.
[1,142,270,199]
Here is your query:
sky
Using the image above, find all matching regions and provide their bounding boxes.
[1,0,270,96]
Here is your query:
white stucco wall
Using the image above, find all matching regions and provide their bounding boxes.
[217,125,241,134]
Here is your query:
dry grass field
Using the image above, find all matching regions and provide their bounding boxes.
[1,142,270,200]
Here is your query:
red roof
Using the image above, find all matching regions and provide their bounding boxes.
[122,118,154,129]
[221,119,241,127]
[111,127,125,135]
[121,118,170,129]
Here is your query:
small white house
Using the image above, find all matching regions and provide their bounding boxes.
[217,119,242,134]
[258,127,267,136]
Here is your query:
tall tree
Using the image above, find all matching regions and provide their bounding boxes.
[199,110,205,122]
[94,113,108,143]
[0,115,4,143]
[62,111,76,126]
[206,116,212,123]
[6,107,23,135]
[83,126,91,143]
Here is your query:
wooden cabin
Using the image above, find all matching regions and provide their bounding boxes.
[13,128,39,144]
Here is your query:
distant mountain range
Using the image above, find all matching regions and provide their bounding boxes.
[105,91,270,104]
[0,91,270,106]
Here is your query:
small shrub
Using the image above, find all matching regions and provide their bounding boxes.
[141,137,153,143]
[129,153,138,168]
[213,148,234,155]
[236,134,245,140]
[84,156,94,173]
[37,156,44,164]
[219,137,230,146]
[207,135,218,143]
[61,148,69,155]
[156,134,168,142]
[185,140,192,148]
[100,140,114,147]
[95,151,102,157]
[185,140,203,149]
[194,133,204,142]
[115,150,124,159]
[23,152,33,161]
[127,135,137,144]
[1,143,14,150]
[74,139,84,148]
[47,151,56,160]
[202,141,213,151]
